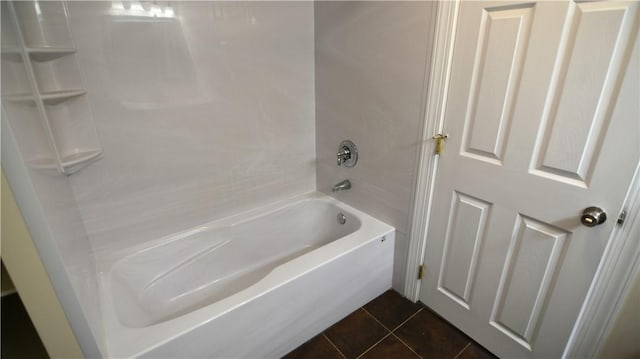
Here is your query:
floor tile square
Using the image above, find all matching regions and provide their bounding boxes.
[394,308,470,359]
[363,290,422,330]
[283,334,344,359]
[360,335,421,359]
[324,308,389,358]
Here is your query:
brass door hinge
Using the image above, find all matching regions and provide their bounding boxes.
[418,265,425,280]
[433,134,448,155]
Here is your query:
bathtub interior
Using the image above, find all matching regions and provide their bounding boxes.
[110,198,362,328]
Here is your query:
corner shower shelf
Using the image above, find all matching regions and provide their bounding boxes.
[4,90,87,104]
[2,47,76,62]
[3,93,35,102]
[27,47,76,61]
[1,0,103,175]
[27,149,103,173]
[41,89,86,104]
[60,150,103,173]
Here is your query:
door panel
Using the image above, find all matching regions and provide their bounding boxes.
[533,2,636,186]
[439,192,491,309]
[419,1,639,358]
[461,3,533,165]
[490,215,569,350]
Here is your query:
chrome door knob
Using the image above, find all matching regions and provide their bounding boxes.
[581,207,607,227]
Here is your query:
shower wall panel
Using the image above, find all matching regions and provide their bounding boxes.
[64,2,316,253]
[314,1,436,290]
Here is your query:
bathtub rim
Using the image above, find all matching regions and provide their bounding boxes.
[108,192,364,328]
[109,192,363,271]
[98,191,394,358]
[95,191,360,272]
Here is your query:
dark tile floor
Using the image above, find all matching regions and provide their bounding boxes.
[285,290,497,359]
[1,293,50,359]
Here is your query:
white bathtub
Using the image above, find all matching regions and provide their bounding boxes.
[99,192,395,358]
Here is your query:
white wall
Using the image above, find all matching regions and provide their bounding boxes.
[599,266,640,358]
[315,1,436,290]
[65,2,316,254]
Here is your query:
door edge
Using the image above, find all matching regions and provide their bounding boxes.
[564,162,640,358]
[404,0,460,301]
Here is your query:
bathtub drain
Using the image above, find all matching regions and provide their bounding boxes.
[337,213,346,225]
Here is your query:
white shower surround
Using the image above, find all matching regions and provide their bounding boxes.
[97,192,394,358]
[1,1,437,357]
[65,2,317,253]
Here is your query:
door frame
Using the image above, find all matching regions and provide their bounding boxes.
[403,1,640,358]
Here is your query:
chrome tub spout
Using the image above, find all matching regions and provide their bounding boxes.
[332,179,351,192]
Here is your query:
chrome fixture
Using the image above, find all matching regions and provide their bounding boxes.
[332,179,351,192]
[581,206,607,227]
[337,213,347,225]
[337,140,358,167]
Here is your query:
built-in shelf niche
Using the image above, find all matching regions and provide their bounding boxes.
[30,50,84,93]
[12,1,74,48]
[3,101,59,170]
[1,50,31,97]
[1,0,102,175]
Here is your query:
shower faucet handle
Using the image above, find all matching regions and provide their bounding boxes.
[336,140,358,167]
[337,147,351,166]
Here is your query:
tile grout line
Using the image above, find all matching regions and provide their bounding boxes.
[419,304,481,359]
[453,342,471,359]
[361,307,394,332]
[322,333,348,359]
[391,307,424,332]
[355,332,393,359]
[322,303,427,359]
[354,307,395,359]
[390,332,423,359]
[361,306,424,333]
[359,306,425,358]
[388,307,430,359]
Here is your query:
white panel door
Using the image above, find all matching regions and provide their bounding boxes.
[419,1,639,358]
